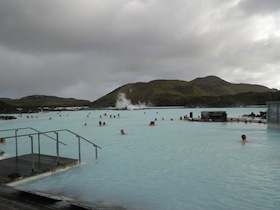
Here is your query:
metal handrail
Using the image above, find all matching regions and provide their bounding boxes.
[0,127,102,164]
[0,127,67,145]
[39,129,102,161]
[0,127,64,143]
[0,127,67,159]
[43,129,102,149]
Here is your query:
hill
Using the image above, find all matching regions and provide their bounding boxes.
[0,101,17,114]
[90,75,278,108]
[0,95,90,113]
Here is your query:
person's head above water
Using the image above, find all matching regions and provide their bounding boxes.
[149,121,155,126]
[240,134,248,144]
[120,129,125,135]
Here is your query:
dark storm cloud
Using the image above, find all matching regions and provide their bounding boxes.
[0,0,280,100]
[0,1,116,54]
[239,0,280,14]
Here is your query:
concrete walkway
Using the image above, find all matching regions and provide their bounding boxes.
[0,184,92,210]
[0,184,126,210]
[0,153,78,184]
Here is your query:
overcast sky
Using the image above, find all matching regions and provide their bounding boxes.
[1,0,280,101]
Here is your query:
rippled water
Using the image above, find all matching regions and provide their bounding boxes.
[1,107,280,210]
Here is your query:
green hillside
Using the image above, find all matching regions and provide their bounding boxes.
[0,95,90,113]
[90,76,278,108]
[1,76,278,112]
[0,101,17,113]
[9,95,90,107]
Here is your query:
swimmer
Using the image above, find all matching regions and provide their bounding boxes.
[120,129,126,135]
[240,134,248,144]
[149,121,155,126]
[0,138,6,144]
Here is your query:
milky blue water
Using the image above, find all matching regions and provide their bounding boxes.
[1,107,280,210]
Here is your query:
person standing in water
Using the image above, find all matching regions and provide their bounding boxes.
[240,134,248,144]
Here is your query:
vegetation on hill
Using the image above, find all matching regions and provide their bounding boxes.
[9,95,90,107]
[90,76,278,108]
[0,101,17,114]
[0,95,90,113]
[1,76,279,113]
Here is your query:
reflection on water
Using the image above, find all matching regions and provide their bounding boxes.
[1,107,280,210]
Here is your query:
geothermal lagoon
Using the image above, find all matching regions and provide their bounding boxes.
[1,105,280,210]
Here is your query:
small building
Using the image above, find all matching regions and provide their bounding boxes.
[267,101,280,128]
[201,111,227,122]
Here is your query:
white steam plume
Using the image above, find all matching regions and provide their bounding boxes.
[115,93,148,110]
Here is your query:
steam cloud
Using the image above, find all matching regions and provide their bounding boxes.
[115,93,148,110]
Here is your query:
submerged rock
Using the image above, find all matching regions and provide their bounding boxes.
[242,111,266,119]
[0,116,17,120]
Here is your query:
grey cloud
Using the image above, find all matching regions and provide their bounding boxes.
[0,0,279,100]
[0,0,121,54]
[239,0,280,14]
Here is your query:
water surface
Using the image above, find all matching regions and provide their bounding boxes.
[1,107,280,210]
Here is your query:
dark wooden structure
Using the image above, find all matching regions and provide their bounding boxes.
[201,111,227,122]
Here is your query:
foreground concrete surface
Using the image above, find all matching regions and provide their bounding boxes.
[0,153,79,184]
[0,154,126,209]
[0,184,126,210]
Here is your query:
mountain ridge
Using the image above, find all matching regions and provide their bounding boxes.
[1,75,279,112]
[90,75,278,108]
[0,95,90,113]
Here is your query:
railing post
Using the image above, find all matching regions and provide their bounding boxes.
[95,146,98,159]
[55,132,60,164]
[29,135,35,172]
[15,129,18,160]
[37,133,41,162]
[77,136,81,163]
